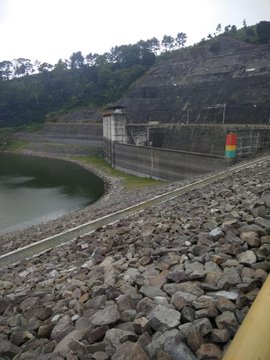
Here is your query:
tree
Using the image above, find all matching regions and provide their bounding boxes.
[0,61,13,80]
[54,59,68,71]
[14,58,33,77]
[224,25,231,33]
[69,51,85,69]
[175,32,187,48]
[216,23,222,35]
[231,25,237,33]
[145,37,160,54]
[137,37,160,54]
[161,35,175,51]
[256,21,270,43]
[86,52,99,66]
[38,62,53,73]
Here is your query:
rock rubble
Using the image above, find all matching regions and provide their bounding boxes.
[0,159,270,359]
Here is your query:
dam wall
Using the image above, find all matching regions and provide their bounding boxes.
[103,109,270,180]
[126,124,270,157]
[113,142,226,180]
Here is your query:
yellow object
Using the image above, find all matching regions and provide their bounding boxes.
[225,145,236,151]
[223,274,270,360]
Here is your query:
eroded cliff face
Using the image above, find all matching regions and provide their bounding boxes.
[121,36,270,124]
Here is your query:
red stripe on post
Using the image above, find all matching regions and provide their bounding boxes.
[226,133,237,146]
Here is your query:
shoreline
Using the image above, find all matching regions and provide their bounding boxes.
[0,150,173,255]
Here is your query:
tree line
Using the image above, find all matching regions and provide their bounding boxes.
[202,20,270,44]
[0,33,187,81]
[0,33,187,127]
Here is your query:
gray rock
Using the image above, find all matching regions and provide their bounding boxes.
[216,297,236,312]
[256,244,270,260]
[90,304,120,326]
[136,297,157,315]
[38,323,55,339]
[147,305,180,332]
[116,294,136,312]
[121,309,137,322]
[75,316,93,335]
[237,250,257,265]
[171,291,197,305]
[50,321,74,343]
[0,338,21,358]
[104,328,137,348]
[215,311,238,334]
[196,343,222,360]
[164,334,197,360]
[209,228,224,240]
[139,286,167,299]
[166,271,190,283]
[92,352,108,360]
[240,231,260,247]
[20,297,40,312]
[164,282,203,297]
[146,329,179,358]
[193,318,213,336]
[53,330,82,356]
[186,330,205,352]
[0,298,8,315]
[211,328,231,343]
[133,317,150,334]
[255,217,270,230]
[84,325,109,344]
[111,341,149,360]
[184,261,204,274]
[181,306,195,322]
[239,224,266,236]
[217,267,241,289]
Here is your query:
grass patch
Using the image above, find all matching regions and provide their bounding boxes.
[74,155,165,190]
[6,140,28,151]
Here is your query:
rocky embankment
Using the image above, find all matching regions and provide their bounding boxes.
[0,158,270,359]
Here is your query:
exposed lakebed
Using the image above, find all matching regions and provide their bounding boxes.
[0,153,105,235]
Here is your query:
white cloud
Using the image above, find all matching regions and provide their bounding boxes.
[1,0,270,64]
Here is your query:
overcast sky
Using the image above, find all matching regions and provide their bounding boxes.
[1,0,270,65]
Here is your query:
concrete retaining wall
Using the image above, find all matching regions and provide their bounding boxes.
[114,143,227,180]
[128,124,270,158]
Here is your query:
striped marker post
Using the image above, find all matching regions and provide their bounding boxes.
[225,133,237,159]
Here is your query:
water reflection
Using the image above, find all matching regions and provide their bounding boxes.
[0,153,104,234]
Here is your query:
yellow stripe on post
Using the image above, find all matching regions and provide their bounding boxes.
[225,145,236,151]
[223,274,270,360]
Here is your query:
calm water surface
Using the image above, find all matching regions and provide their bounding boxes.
[0,153,105,235]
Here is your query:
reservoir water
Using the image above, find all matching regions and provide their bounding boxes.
[0,153,105,235]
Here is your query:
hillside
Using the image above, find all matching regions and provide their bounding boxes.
[1,22,270,131]
[121,36,270,124]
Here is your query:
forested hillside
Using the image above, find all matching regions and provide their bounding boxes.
[0,33,187,128]
[0,21,269,128]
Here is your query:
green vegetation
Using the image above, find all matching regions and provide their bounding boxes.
[5,140,28,151]
[0,33,186,129]
[203,20,270,45]
[75,156,164,190]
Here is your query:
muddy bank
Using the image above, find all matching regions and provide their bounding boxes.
[0,157,270,359]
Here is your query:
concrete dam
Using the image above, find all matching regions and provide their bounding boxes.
[103,37,270,180]
[103,107,270,180]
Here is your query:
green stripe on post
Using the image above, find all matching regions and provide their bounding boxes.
[225,150,236,158]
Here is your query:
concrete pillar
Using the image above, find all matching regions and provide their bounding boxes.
[103,106,127,165]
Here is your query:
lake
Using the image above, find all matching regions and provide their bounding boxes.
[0,153,105,235]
